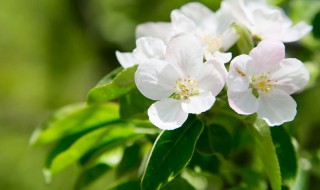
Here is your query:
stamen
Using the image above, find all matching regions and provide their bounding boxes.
[173,75,199,100]
[250,73,277,97]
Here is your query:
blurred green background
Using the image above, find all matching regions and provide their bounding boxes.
[0,0,319,189]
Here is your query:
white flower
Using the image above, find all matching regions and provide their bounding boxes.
[116,37,166,68]
[227,39,309,126]
[221,0,312,42]
[135,34,225,130]
[171,2,238,62]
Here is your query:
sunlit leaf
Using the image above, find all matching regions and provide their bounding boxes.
[271,126,297,185]
[47,123,143,177]
[141,115,204,190]
[87,65,137,104]
[249,118,282,190]
[31,103,119,145]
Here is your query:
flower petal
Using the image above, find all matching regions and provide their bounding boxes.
[165,34,203,74]
[179,2,213,24]
[271,58,310,94]
[171,10,197,33]
[228,89,259,115]
[148,98,188,130]
[194,61,226,96]
[135,60,180,100]
[135,22,173,43]
[221,27,239,51]
[257,89,297,126]
[249,39,285,74]
[181,92,215,114]
[133,37,166,60]
[281,21,312,42]
[227,54,252,92]
[115,51,139,68]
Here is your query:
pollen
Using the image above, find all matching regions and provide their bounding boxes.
[250,73,277,95]
[173,75,199,100]
[235,67,246,77]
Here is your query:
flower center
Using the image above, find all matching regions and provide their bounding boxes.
[172,75,199,100]
[250,73,277,97]
[202,34,223,53]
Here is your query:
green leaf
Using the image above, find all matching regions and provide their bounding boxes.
[108,180,141,190]
[116,143,142,177]
[196,124,232,158]
[87,65,137,104]
[249,118,282,190]
[47,123,143,177]
[235,25,254,54]
[161,176,195,190]
[75,163,112,190]
[141,115,204,190]
[120,88,154,120]
[271,126,297,185]
[31,103,119,145]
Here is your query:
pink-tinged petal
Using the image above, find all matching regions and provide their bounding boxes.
[228,89,259,115]
[115,51,139,68]
[181,92,215,114]
[135,60,180,100]
[193,62,225,96]
[135,22,173,43]
[271,58,310,94]
[148,98,188,130]
[171,10,197,33]
[257,89,297,126]
[227,54,252,92]
[133,37,166,60]
[281,22,312,42]
[165,34,203,74]
[249,39,285,74]
[179,2,213,24]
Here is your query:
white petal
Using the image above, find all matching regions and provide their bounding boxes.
[228,89,259,115]
[249,39,285,74]
[257,89,297,126]
[135,22,173,43]
[148,98,188,130]
[251,8,284,39]
[221,27,239,51]
[211,51,232,64]
[165,34,203,74]
[227,54,251,92]
[215,8,235,35]
[281,22,312,42]
[271,58,310,94]
[115,51,139,68]
[179,2,213,23]
[133,37,166,60]
[135,60,180,100]
[194,62,226,96]
[181,92,215,114]
[171,10,197,33]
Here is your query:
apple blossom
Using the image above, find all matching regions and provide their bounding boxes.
[227,39,309,126]
[221,0,312,42]
[116,37,166,68]
[135,34,225,130]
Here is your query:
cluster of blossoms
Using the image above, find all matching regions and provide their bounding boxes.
[116,0,311,130]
